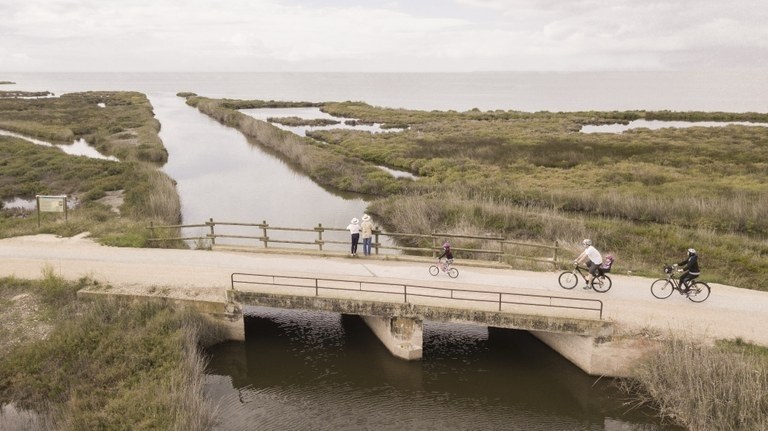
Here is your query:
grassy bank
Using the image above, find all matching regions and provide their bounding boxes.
[186,97,768,289]
[623,338,768,430]
[0,91,182,247]
[0,272,229,430]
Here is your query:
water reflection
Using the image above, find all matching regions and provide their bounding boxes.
[153,96,370,251]
[580,119,768,134]
[0,129,119,161]
[204,307,678,431]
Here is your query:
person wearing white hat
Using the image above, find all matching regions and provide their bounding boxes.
[346,217,361,256]
[360,214,374,256]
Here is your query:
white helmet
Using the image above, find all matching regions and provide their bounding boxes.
[688,248,697,256]
[582,239,592,247]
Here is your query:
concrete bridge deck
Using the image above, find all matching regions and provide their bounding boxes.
[2,234,768,377]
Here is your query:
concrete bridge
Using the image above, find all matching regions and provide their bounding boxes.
[228,272,613,370]
[3,234,767,379]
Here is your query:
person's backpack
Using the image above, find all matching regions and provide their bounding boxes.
[600,255,615,273]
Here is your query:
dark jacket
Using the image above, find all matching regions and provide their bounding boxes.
[439,247,453,260]
[678,254,700,274]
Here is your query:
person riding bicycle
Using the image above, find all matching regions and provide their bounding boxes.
[674,248,700,293]
[574,239,603,289]
[438,242,454,269]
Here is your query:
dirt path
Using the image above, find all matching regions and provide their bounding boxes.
[2,234,767,347]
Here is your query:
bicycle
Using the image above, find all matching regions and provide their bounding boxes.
[650,264,710,303]
[558,263,612,293]
[429,259,459,278]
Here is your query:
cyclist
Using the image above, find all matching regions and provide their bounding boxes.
[574,239,603,289]
[438,241,454,270]
[675,248,700,293]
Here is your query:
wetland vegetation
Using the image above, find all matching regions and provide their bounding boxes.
[0,272,228,430]
[0,91,181,246]
[186,96,768,290]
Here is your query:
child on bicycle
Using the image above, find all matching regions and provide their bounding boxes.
[574,239,603,289]
[438,241,454,270]
[674,248,700,293]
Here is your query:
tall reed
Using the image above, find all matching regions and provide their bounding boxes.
[623,337,768,430]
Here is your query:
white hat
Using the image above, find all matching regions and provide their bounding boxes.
[362,214,371,221]
[351,218,359,224]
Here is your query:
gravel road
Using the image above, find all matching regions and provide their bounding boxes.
[2,233,767,347]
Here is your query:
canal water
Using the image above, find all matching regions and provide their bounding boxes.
[6,71,758,429]
[204,308,679,431]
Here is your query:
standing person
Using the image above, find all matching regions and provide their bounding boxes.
[675,248,701,293]
[346,218,360,256]
[360,214,374,256]
[574,239,603,289]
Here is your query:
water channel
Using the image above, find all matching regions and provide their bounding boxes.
[4,72,742,429]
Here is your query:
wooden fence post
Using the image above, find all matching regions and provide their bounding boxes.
[374,227,380,255]
[317,223,323,251]
[262,220,269,248]
[149,221,155,240]
[553,240,559,268]
[208,218,215,245]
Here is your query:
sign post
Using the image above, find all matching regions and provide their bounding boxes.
[36,195,68,227]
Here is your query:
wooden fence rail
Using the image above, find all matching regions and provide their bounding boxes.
[148,218,561,268]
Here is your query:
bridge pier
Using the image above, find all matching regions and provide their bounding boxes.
[530,331,658,377]
[361,315,423,360]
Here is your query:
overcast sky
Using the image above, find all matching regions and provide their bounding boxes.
[1,0,767,72]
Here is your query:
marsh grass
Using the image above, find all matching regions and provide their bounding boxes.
[622,337,768,431]
[0,274,229,430]
[0,91,166,164]
[0,92,182,247]
[184,97,768,288]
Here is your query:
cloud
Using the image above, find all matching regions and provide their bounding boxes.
[0,0,766,71]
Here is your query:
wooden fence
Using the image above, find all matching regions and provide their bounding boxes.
[148,218,561,268]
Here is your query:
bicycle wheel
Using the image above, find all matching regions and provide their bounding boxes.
[447,267,459,278]
[429,265,439,276]
[591,275,612,293]
[558,271,578,289]
[651,279,674,299]
[687,282,711,303]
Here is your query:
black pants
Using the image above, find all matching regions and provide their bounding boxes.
[680,272,699,289]
[351,233,360,254]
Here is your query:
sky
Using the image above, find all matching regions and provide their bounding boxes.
[1,0,767,72]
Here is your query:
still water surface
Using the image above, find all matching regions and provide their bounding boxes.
[205,308,678,430]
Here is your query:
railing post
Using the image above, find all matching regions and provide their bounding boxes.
[432,234,438,258]
[149,221,155,240]
[499,240,505,263]
[374,227,380,255]
[553,240,559,268]
[262,220,269,248]
[208,218,215,246]
[316,223,323,251]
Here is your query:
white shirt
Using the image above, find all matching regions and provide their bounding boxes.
[585,245,603,265]
[346,223,360,234]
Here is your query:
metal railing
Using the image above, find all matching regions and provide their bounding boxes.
[148,219,561,268]
[230,272,603,319]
